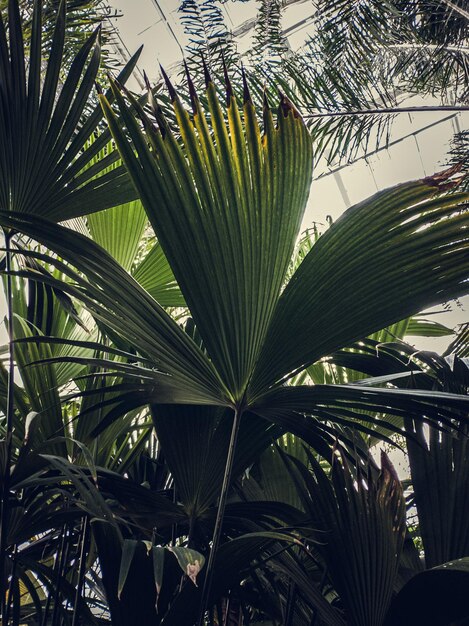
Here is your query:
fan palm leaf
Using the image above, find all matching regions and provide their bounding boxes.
[0,0,139,223]
[1,62,467,421]
[95,69,469,409]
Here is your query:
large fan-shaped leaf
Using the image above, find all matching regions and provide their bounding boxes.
[100,69,313,403]
[249,172,469,397]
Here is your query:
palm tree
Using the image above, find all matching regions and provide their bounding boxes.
[1,1,469,623]
[2,64,468,622]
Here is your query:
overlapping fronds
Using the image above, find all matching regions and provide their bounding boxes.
[284,448,407,625]
[0,0,138,222]
[2,69,468,438]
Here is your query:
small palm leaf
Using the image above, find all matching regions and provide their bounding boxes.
[0,0,139,222]
[284,448,406,626]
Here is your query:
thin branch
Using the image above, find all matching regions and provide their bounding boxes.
[71,517,90,626]
[439,0,469,21]
[388,42,469,54]
[304,105,469,118]
[316,113,457,180]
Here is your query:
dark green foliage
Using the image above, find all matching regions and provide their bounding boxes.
[0,1,468,624]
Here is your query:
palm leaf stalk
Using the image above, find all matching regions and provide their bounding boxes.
[71,516,89,626]
[303,104,469,117]
[0,229,15,620]
[197,407,242,625]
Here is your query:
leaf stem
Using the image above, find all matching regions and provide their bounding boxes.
[304,105,469,118]
[71,517,89,626]
[0,228,15,622]
[197,407,243,626]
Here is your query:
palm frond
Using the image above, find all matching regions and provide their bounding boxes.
[283,447,406,625]
[249,170,469,395]
[100,65,313,404]
[0,0,140,222]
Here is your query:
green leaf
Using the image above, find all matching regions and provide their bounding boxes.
[387,558,469,625]
[100,70,313,403]
[0,212,226,405]
[249,176,469,396]
[151,405,279,518]
[253,383,469,435]
[0,1,141,222]
[152,546,165,596]
[406,316,454,337]
[11,315,66,454]
[87,199,147,272]
[118,540,138,599]
[132,241,184,307]
[283,448,406,626]
[211,531,345,625]
[404,354,469,568]
[168,547,205,586]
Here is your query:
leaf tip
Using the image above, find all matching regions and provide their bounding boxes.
[222,54,233,105]
[159,65,177,102]
[423,163,465,192]
[201,54,212,88]
[278,91,301,119]
[183,59,198,112]
[241,65,252,105]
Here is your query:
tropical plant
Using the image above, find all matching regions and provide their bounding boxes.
[178,0,469,162]
[329,337,469,569]
[0,0,122,72]
[236,431,469,626]
[0,0,138,619]
[1,1,469,625]
[2,63,468,622]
